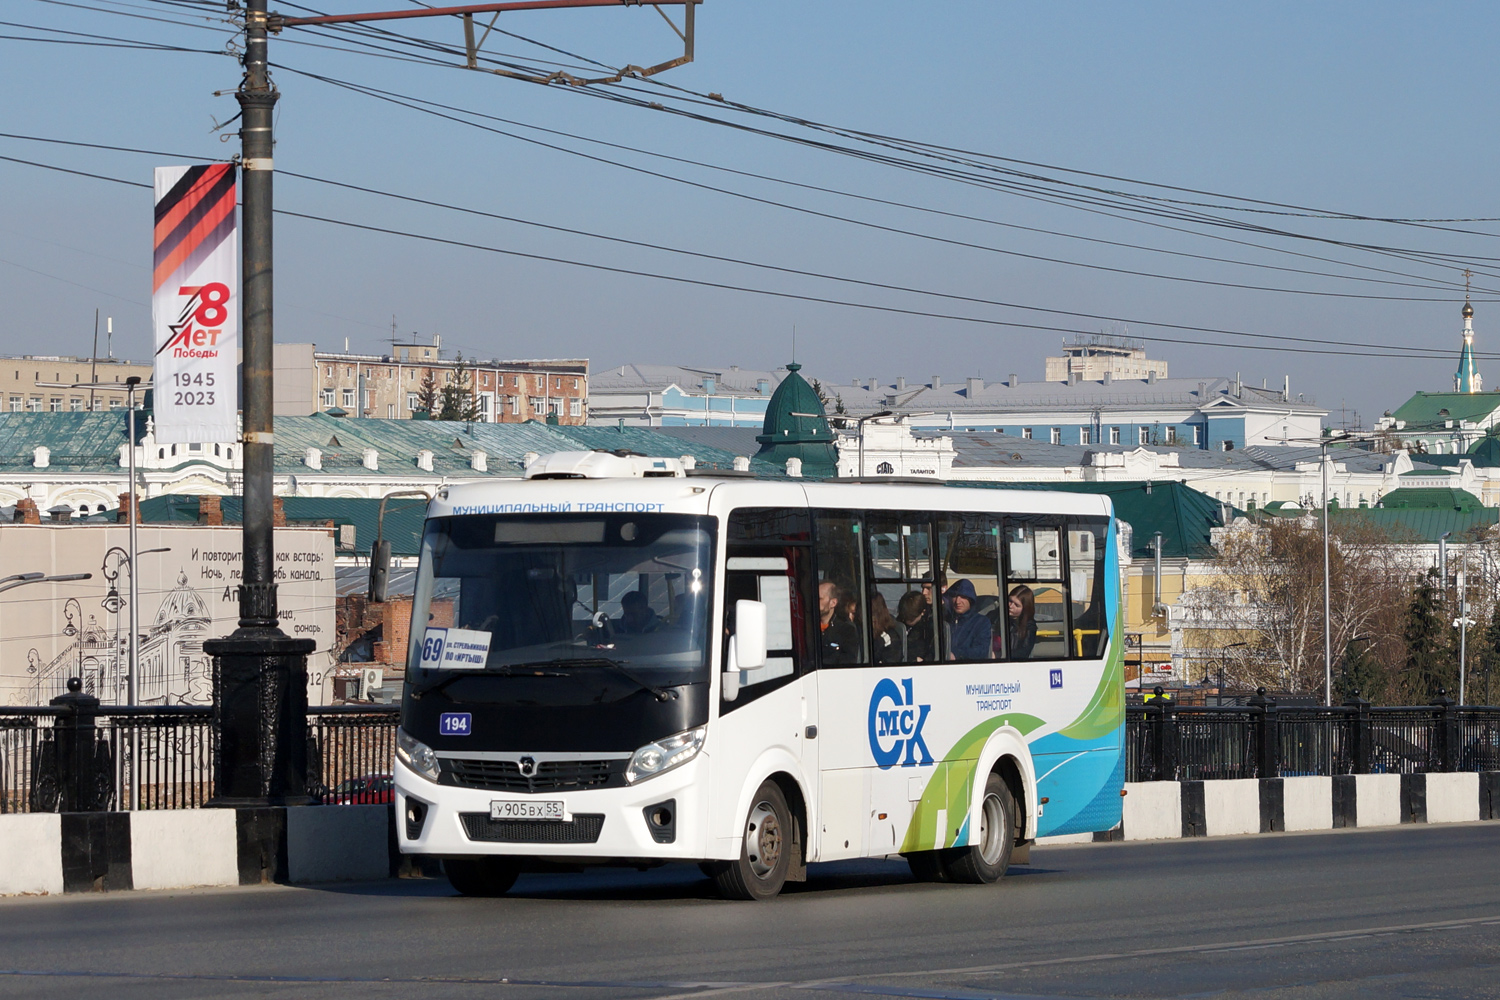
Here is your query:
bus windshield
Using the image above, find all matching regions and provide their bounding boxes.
[406,513,716,687]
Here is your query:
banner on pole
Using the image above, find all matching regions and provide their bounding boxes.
[152,164,238,444]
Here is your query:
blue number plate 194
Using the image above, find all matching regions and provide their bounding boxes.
[439,712,472,736]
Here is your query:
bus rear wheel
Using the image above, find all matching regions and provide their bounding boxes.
[445,857,520,897]
[943,773,1015,884]
[711,781,792,901]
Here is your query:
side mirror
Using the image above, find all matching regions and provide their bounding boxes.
[722,599,767,702]
[368,539,392,602]
[734,599,767,668]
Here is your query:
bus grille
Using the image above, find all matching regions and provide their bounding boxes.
[459,813,605,844]
[441,758,625,793]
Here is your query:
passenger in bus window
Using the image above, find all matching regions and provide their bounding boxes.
[945,579,992,661]
[616,590,661,634]
[898,591,931,662]
[870,591,905,663]
[1007,585,1037,661]
[819,581,859,663]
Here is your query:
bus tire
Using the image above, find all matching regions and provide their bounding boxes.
[906,850,950,883]
[445,857,520,897]
[712,780,792,900]
[943,772,1015,884]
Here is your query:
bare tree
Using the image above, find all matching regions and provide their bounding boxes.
[1193,514,1414,697]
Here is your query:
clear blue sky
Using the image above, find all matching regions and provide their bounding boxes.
[4,2,1498,425]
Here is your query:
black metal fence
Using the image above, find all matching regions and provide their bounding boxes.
[0,696,399,813]
[1127,692,1500,782]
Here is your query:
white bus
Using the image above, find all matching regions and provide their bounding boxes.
[394,451,1125,899]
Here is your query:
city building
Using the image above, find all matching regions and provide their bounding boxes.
[273,339,588,425]
[1043,334,1169,382]
[0,355,152,414]
[1378,300,1500,454]
[586,364,791,426]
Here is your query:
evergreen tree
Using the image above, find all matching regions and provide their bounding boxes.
[1481,599,1500,705]
[1402,571,1455,702]
[414,368,438,419]
[437,354,482,423]
[810,379,830,410]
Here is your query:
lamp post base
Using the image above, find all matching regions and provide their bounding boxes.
[206,628,317,807]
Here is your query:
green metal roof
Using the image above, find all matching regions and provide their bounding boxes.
[1389,391,1500,428]
[1378,487,1484,511]
[1331,506,1498,543]
[754,363,838,476]
[137,494,431,556]
[544,423,755,472]
[947,479,1227,559]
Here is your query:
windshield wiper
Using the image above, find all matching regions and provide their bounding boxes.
[537,657,679,702]
[410,665,567,700]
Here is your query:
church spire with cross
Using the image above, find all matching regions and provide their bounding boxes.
[1454,271,1482,393]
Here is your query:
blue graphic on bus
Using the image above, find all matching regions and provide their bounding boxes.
[868,678,934,769]
[1050,668,1063,689]
[439,712,472,737]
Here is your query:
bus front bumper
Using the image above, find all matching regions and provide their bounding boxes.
[394,754,711,861]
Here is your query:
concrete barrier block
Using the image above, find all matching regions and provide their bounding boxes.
[1203,778,1260,837]
[286,806,389,883]
[1425,772,1480,825]
[0,814,63,895]
[1036,833,1094,845]
[1354,774,1402,828]
[1281,776,1333,832]
[130,810,238,891]
[1123,781,1181,841]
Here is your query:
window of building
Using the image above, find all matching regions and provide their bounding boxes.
[570,398,582,417]
[1139,427,1150,445]
[1049,427,1061,445]
[1109,427,1121,445]
[554,378,562,389]
[28,397,41,412]
[321,389,335,407]
[531,397,544,415]
[387,404,396,418]
[7,395,19,411]
[509,395,520,415]
[1193,425,1203,446]
[188,442,202,453]
[1079,428,1090,445]
[50,397,63,412]
[1022,427,1032,440]
[109,399,122,410]
[1221,439,1235,451]
[67,398,83,412]
[406,392,419,411]
[341,389,355,408]
[573,378,580,389]
[326,366,333,377]
[1165,426,1177,445]
[549,399,563,416]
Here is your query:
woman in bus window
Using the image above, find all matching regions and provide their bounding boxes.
[870,591,905,663]
[1007,585,1037,661]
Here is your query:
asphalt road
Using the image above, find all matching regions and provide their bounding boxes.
[3,824,1499,1000]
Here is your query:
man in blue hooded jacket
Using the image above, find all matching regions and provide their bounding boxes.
[945,578,992,661]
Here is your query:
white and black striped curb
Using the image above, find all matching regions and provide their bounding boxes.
[0,805,399,895]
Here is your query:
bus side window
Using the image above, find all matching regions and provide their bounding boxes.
[813,512,869,667]
[937,514,1000,662]
[1068,520,1110,659]
[867,514,935,665]
[1003,519,1070,661]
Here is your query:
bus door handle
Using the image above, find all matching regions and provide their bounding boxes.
[804,726,818,739]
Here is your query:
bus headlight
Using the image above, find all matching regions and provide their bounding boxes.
[626,727,705,784]
[396,729,441,783]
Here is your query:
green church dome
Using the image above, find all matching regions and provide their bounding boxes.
[755,363,838,476]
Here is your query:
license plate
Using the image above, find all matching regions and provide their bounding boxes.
[490,800,566,821]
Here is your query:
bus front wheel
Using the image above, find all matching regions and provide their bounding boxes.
[710,780,792,901]
[445,857,520,897]
[944,772,1015,884]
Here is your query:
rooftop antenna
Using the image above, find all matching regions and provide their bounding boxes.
[792,324,796,364]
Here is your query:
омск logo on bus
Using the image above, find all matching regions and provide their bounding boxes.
[867,678,934,769]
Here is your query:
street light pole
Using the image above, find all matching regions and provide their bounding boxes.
[125,376,141,710]
[203,0,316,808]
[1322,439,1332,706]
